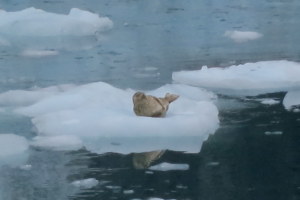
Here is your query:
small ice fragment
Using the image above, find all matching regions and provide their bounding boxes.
[206,161,220,166]
[71,178,99,189]
[123,190,134,194]
[20,164,32,170]
[21,49,59,57]
[260,99,280,105]
[105,185,122,190]
[145,171,154,174]
[264,131,283,135]
[149,162,189,171]
[224,30,263,43]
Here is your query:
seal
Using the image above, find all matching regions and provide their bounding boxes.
[132,92,179,117]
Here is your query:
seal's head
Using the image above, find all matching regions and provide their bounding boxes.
[133,92,146,103]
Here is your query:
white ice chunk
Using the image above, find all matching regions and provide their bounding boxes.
[123,190,134,194]
[10,82,219,154]
[149,162,189,171]
[0,134,29,166]
[283,90,300,111]
[264,131,283,135]
[21,49,59,57]
[224,30,263,43]
[260,99,280,105]
[173,60,300,96]
[0,7,113,37]
[31,135,83,151]
[71,178,99,189]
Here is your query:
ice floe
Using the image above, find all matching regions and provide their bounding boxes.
[0,7,113,50]
[0,134,29,166]
[0,7,113,37]
[283,90,300,111]
[173,60,300,96]
[224,30,263,43]
[0,82,219,154]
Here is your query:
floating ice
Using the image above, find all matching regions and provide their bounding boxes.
[173,60,300,96]
[31,135,83,151]
[71,178,99,189]
[149,162,189,171]
[224,30,263,43]
[283,90,300,111]
[4,82,219,154]
[259,99,280,105]
[123,190,134,194]
[0,7,113,37]
[0,134,29,166]
[264,131,283,135]
[21,49,59,57]
[0,7,113,50]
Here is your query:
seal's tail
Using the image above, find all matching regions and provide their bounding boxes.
[165,93,179,103]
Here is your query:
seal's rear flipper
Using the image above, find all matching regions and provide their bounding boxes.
[165,93,179,103]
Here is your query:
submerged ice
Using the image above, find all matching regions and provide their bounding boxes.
[0,82,219,154]
[0,134,29,166]
[173,60,300,96]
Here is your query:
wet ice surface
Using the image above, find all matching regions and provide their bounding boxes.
[1,0,300,200]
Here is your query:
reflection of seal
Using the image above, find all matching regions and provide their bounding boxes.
[132,150,166,169]
[133,92,179,117]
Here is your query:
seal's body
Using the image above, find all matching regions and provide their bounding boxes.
[132,92,179,117]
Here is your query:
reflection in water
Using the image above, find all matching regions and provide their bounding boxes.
[1,93,300,200]
[67,92,300,200]
[68,149,199,200]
